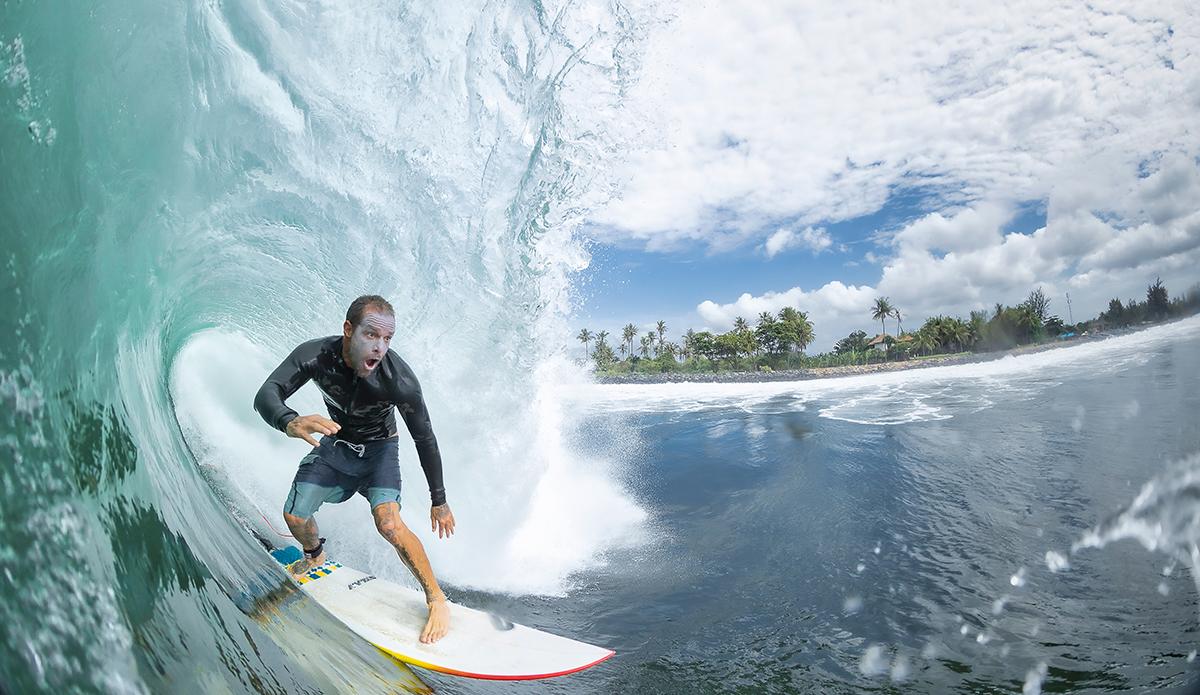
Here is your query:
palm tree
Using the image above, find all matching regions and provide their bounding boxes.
[1013,305,1038,344]
[576,328,592,359]
[967,311,987,348]
[729,317,756,360]
[872,297,894,339]
[656,320,668,351]
[893,309,905,337]
[792,311,814,353]
[951,318,969,353]
[596,330,609,349]
[915,328,938,357]
[639,334,653,358]
[871,297,894,360]
[622,323,638,358]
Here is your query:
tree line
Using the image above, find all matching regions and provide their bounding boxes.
[577,278,1200,375]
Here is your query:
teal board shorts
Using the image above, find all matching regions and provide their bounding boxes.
[284,437,401,519]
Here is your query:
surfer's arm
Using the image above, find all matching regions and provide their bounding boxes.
[394,386,448,509]
[254,340,329,440]
[412,426,454,536]
[405,403,447,508]
[387,355,451,531]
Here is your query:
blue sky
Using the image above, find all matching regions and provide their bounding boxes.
[566,0,1200,353]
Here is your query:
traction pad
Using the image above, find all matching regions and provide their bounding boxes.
[271,547,342,585]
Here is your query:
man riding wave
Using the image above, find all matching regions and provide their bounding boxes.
[254,295,455,643]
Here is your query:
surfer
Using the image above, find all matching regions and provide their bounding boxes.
[254,295,455,644]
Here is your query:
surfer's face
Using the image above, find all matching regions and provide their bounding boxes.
[343,310,395,378]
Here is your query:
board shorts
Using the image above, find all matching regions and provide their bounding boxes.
[284,437,401,519]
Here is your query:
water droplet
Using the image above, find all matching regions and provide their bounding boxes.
[1023,662,1049,694]
[859,645,889,677]
[1045,551,1070,573]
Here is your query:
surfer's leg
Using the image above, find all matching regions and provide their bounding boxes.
[282,512,325,578]
[371,501,449,644]
[283,446,355,578]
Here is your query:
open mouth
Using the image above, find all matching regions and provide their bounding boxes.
[365,358,380,370]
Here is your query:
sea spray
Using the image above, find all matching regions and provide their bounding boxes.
[1073,452,1200,611]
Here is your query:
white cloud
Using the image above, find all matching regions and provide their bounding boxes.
[891,204,1011,255]
[587,0,1199,265]
[696,281,877,335]
[762,226,832,258]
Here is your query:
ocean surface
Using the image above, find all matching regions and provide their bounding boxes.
[2,0,1199,693]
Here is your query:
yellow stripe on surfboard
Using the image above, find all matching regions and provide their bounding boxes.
[288,560,343,584]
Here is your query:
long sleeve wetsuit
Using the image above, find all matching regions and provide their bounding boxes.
[254,336,446,506]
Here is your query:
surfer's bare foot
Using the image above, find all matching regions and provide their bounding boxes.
[288,552,325,580]
[421,597,449,644]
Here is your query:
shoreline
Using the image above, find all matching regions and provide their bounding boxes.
[592,328,1147,386]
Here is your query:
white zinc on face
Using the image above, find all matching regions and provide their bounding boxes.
[344,309,395,378]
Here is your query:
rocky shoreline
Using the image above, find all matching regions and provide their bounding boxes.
[592,331,1128,385]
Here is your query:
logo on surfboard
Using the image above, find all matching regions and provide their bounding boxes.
[348,575,377,590]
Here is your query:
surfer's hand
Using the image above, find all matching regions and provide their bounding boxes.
[286,414,340,447]
[431,504,455,538]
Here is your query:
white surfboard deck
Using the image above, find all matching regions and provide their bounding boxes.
[278,554,613,680]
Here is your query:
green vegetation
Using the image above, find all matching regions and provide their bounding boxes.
[577,279,1200,375]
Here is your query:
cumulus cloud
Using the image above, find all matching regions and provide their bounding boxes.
[697,281,877,333]
[762,226,832,258]
[891,204,1011,255]
[696,154,1200,349]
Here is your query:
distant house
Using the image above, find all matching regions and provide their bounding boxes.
[868,334,913,350]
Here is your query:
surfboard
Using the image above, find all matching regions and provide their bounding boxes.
[271,547,614,680]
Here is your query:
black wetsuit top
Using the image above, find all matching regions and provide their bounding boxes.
[254,336,446,506]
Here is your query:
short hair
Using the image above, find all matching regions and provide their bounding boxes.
[346,295,394,328]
